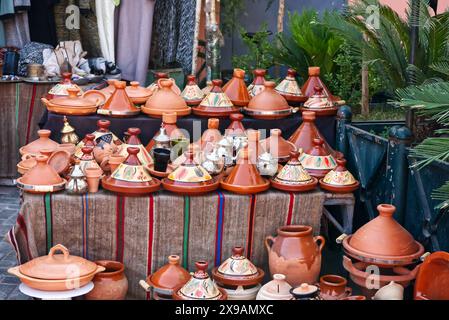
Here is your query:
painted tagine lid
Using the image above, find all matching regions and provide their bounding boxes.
[147,72,182,95]
[162,148,219,195]
[342,204,425,266]
[244,81,293,120]
[223,68,251,107]
[20,129,59,156]
[125,81,153,105]
[275,69,307,104]
[88,119,122,146]
[212,246,264,287]
[256,274,293,300]
[302,67,334,100]
[119,128,153,166]
[299,138,337,178]
[47,72,84,98]
[301,86,337,116]
[192,79,239,117]
[79,146,102,174]
[202,81,212,95]
[181,75,205,106]
[319,158,360,193]
[75,133,96,159]
[220,146,270,195]
[146,113,185,152]
[247,69,266,97]
[16,154,66,193]
[146,255,190,295]
[98,81,140,117]
[260,129,297,163]
[226,113,246,137]
[173,261,227,300]
[199,118,222,152]
[43,88,99,116]
[143,79,191,118]
[271,151,318,192]
[102,147,161,195]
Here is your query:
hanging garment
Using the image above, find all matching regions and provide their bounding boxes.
[13,0,31,11]
[28,0,59,47]
[0,0,15,20]
[116,0,156,83]
[96,0,116,62]
[3,12,30,48]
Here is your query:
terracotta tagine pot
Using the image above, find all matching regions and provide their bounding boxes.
[199,118,222,152]
[256,274,293,300]
[271,151,318,192]
[146,112,185,152]
[143,79,191,118]
[43,88,100,116]
[125,81,153,105]
[318,275,352,300]
[162,148,219,195]
[301,86,338,116]
[8,244,104,291]
[212,246,264,300]
[414,251,449,300]
[79,146,102,174]
[118,128,153,166]
[265,225,325,287]
[247,69,266,97]
[223,68,251,107]
[100,79,118,97]
[290,283,322,300]
[17,155,37,176]
[244,81,294,120]
[299,138,337,178]
[82,90,107,106]
[226,113,246,138]
[319,158,360,193]
[16,154,66,194]
[75,133,96,159]
[172,261,227,300]
[140,255,190,300]
[220,146,270,195]
[260,129,297,163]
[192,79,239,117]
[102,147,161,196]
[181,75,205,106]
[98,81,140,117]
[342,204,425,267]
[56,143,76,157]
[20,129,59,156]
[302,67,334,100]
[275,69,307,105]
[202,81,212,95]
[147,72,181,95]
[85,260,128,300]
[47,72,83,99]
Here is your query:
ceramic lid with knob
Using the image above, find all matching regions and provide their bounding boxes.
[247,69,266,97]
[20,129,59,156]
[256,274,293,300]
[181,75,205,106]
[260,129,297,162]
[226,113,246,137]
[301,86,337,116]
[146,255,190,293]
[99,81,140,117]
[320,158,360,193]
[193,79,239,117]
[147,72,182,95]
[48,72,84,97]
[299,138,337,178]
[125,81,153,104]
[275,69,306,103]
[118,128,153,166]
[222,68,251,107]
[302,67,334,100]
[199,118,222,150]
[18,244,98,280]
[46,88,98,108]
[290,283,320,299]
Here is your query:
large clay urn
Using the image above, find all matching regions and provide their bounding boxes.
[265,225,325,287]
[223,68,250,106]
[85,260,128,300]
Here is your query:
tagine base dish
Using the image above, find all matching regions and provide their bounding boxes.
[141,106,191,118]
[47,106,98,116]
[299,107,338,117]
[270,177,318,193]
[97,109,141,118]
[184,99,203,107]
[280,93,308,104]
[319,180,360,193]
[161,178,220,195]
[146,164,175,178]
[211,267,265,287]
[16,178,67,194]
[191,106,241,118]
[242,107,292,120]
[220,179,270,195]
[101,176,161,196]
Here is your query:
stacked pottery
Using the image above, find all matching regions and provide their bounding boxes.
[79,147,102,174]
[98,81,140,117]
[20,129,59,157]
[301,86,338,116]
[319,158,359,193]
[275,69,306,105]
[193,79,239,117]
[172,261,227,300]
[223,68,251,107]
[299,138,337,178]
[85,260,128,300]
[47,72,83,99]
[147,72,181,95]
[341,204,424,298]
[265,225,325,287]
[302,67,335,100]
[146,112,185,152]
[75,133,96,159]
[260,129,296,163]
[17,155,37,176]
[181,75,205,106]
[198,118,222,153]
[125,81,152,105]
[118,128,153,166]
[212,247,265,300]
[414,251,449,300]
[318,275,352,300]
[247,69,266,97]
[66,159,88,194]
[140,255,190,300]
[256,274,293,300]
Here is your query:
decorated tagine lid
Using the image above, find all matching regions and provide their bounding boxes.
[226,113,246,138]
[271,151,318,192]
[342,204,425,266]
[260,129,297,163]
[147,72,182,95]
[143,79,191,118]
[16,154,66,193]
[300,138,337,178]
[302,67,335,100]
[301,86,337,116]
[181,75,205,106]
[125,81,153,105]
[42,88,99,116]
[192,79,239,117]
[275,68,307,104]
[173,261,227,300]
[202,81,213,95]
[162,147,219,195]
[102,147,161,195]
[223,68,251,107]
[98,81,140,117]
[146,113,185,152]
[220,146,270,195]
[244,81,293,120]
[199,118,222,152]
[119,128,153,166]
[79,146,102,174]
[75,133,96,159]
[212,247,264,287]
[247,69,266,97]
[319,158,359,193]
[256,274,293,300]
[84,119,122,147]
[19,129,59,156]
[47,72,84,99]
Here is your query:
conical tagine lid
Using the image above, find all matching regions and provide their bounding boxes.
[226,113,246,137]
[244,82,292,119]
[302,67,334,100]
[223,68,250,107]
[75,133,96,159]
[125,81,153,104]
[299,138,337,178]
[260,129,296,162]
[181,75,205,106]
[301,86,337,116]
[119,128,153,166]
[320,158,359,193]
[147,255,190,292]
[199,118,222,151]
[275,69,306,103]
[247,69,266,97]
[79,147,102,173]
[99,81,140,117]
[20,129,59,156]
[193,79,239,117]
[48,72,84,97]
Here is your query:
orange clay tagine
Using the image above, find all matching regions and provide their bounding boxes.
[226,113,247,138]
[125,81,153,105]
[98,81,140,117]
[260,129,296,163]
[20,129,59,156]
[102,147,161,196]
[42,88,99,116]
[302,67,334,100]
[79,146,102,174]
[192,79,239,117]
[275,69,307,104]
[75,133,96,159]
[414,251,449,300]
[147,72,181,95]
[247,69,266,97]
[319,158,359,193]
[181,75,205,106]
[223,68,251,107]
[299,138,337,178]
[198,118,222,152]
[300,86,338,116]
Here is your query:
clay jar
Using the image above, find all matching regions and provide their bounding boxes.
[223,68,250,106]
[85,260,128,300]
[265,225,325,287]
[319,275,351,300]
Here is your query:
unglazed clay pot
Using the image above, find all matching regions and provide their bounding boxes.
[17,156,37,176]
[85,167,103,193]
[146,112,185,152]
[79,146,102,175]
[265,225,325,287]
[299,138,337,178]
[42,88,100,116]
[256,274,292,300]
[275,69,306,104]
[20,129,59,156]
[260,129,296,163]
[125,81,152,105]
[318,275,352,300]
[319,158,359,193]
[83,90,107,106]
[192,79,239,117]
[223,68,251,107]
[47,150,71,175]
[247,69,266,97]
[100,79,118,97]
[290,283,322,300]
[226,113,246,137]
[199,118,222,152]
[108,154,126,173]
[143,79,191,118]
[85,260,128,300]
[181,75,205,106]
[302,67,334,100]
[414,251,449,300]
[98,81,140,117]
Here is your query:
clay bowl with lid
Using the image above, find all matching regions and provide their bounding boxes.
[275,68,307,104]
[260,129,296,163]
[319,158,360,193]
[126,81,153,105]
[42,88,100,116]
[8,244,105,291]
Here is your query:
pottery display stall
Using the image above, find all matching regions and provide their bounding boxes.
[20,129,59,157]
[414,251,449,300]
[299,138,337,178]
[42,88,100,116]
[192,79,240,117]
[223,68,251,107]
[301,86,338,116]
[46,72,83,99]
[7,244,104,291]
[172,261,227,300]
[290,283,322,300]
[265,225,325,287]
[247,69,266,97]
[118,128,153,166]
[98,81,140,117]
[319,158,359,193]
[317,275,352,300]
[181,75,205,106]
[260,129,297,163]
[275,69,307,105]
[85,260,128,300]
[256,274,293,300]
[125,81,153,105]
[212,247,265,300]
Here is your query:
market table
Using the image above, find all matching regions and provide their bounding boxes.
[6,189,353,300]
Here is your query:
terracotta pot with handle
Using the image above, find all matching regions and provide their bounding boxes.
[85,260,128,300]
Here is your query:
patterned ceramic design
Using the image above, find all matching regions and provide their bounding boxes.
[178,276,223,300]
[247,84,265,97]
[322,169,357,186]
[168,164,212,183]
[300,153,337,170]
[303,95,333,110]
[48,83,84,96]
[274,163,313,185]
[182,84,205,102]
[217,255,258,277]
[79,159,101,174]
[275,77,303,97]
[75,131,120,158]
[119,144,153,166]
[200,92,234,108]
[111,163,152,183]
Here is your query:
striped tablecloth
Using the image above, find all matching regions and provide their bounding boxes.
[7,189,325,299]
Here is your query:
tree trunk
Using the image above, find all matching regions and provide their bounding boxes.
[361,62,369,116]
[275,0,285,78]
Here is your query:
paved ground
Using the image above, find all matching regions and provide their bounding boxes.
[0,187,29,300]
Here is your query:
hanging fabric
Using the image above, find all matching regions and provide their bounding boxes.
[28,0,58,47]
[96,0,116,63]
[2,0,31,49]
